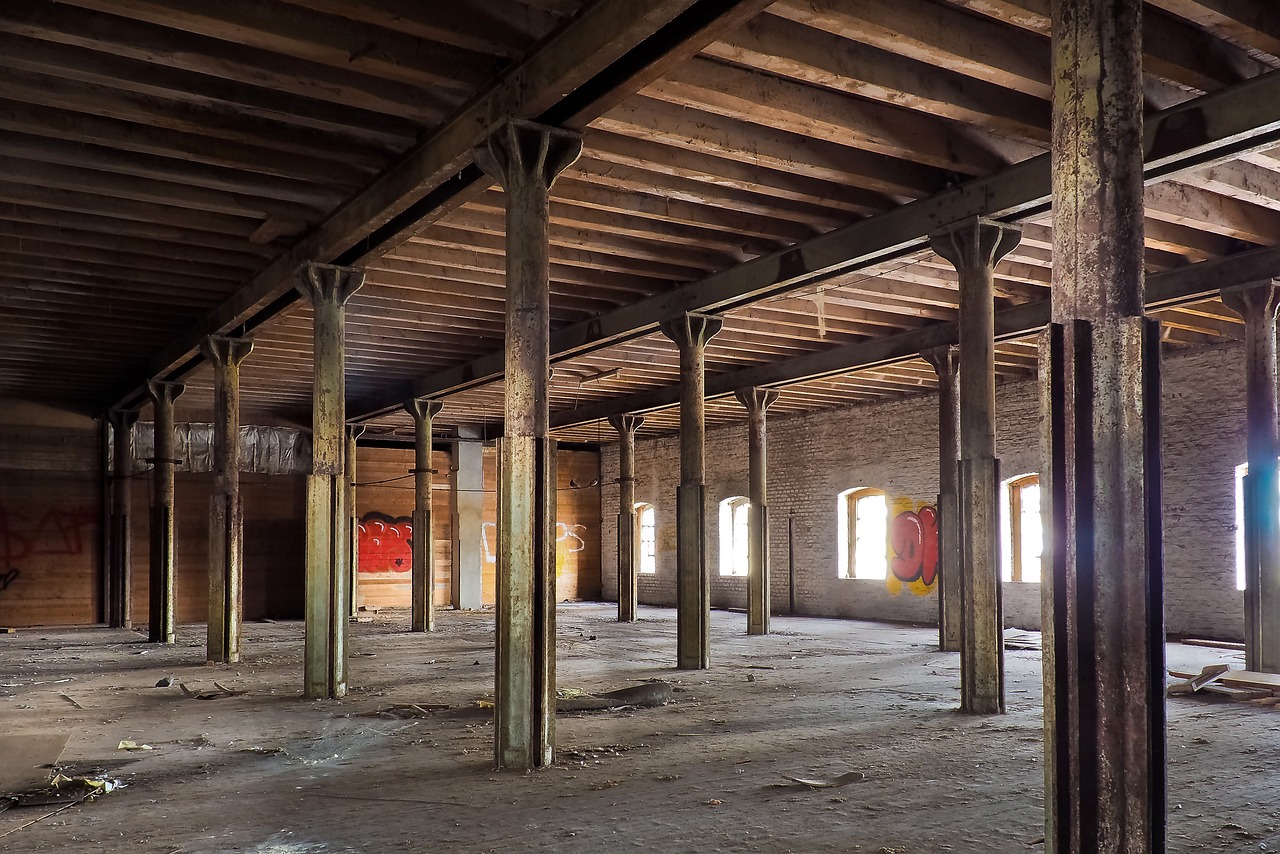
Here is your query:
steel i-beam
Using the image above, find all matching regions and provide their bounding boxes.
[145,380,184,644]
[922,345,962,653]
[405,397,444,632]
[735,387,779,636]
[105,407,138,629]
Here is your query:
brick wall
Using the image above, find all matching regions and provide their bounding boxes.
[601,341,1248,641]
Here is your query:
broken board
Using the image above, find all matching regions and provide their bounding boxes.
[0,733,69,794]
[1169,668,1280,694]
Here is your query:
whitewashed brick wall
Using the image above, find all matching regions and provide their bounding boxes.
[600,341,1248,640]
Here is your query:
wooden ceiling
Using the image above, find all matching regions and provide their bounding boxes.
[3,0,1280,443]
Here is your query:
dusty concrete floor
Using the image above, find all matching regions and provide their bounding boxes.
[0,604,1275,853]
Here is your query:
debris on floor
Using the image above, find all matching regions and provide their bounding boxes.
[1003,629,1041,651]
[355,702,450,719]
[178,681,246,700]
[0,733,69,795]
[777,771,865,788]
[555,682,672,712]
[116,740,154,751]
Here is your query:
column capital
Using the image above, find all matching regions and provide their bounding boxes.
[403,397,444,424]
[659,312,724,352]
[474,119,583,193]
[296,262,365,308]
[106,407,139,430]
[1222,280,1280,323]
[145,379,185,408]
[200,335,253,369]
[607,413,644,436]
[929,217,1022,272]
[734,387,780,414]
[921,344,960,379]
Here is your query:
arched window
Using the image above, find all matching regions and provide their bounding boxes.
[1001,474,1043,583]
[837,487,888,580]
[719,496,750,576]
[634,502,657,574]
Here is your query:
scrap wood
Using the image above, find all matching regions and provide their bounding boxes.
[1201,683,1273,702]
[1167,664,1230,695]
[778,771,865,788]
[1181,638,1246,651]
[1169,667,1280,694]
[356,702,450,719]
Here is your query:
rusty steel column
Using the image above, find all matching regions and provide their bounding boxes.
[1222,282,1280,673]
[295,262,365,700]
[922,345,962,653]
[930,217,1020,715]
[1044,0,1165,850]
[735,387,780,636]
[145,380,184,644]
[608,413,644,623]
[660,312,724,669]
[346,426,359,619]
[105,407,138,629]
[201,335,252,664]
[405,397,444,633]
[475,119,582,771]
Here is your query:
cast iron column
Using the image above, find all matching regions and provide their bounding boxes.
[660,312,725,669]
[295,262,364,700]
[1222,282,1280,673]
[201,335,252,664]
[475,119,582,770]
[1043,0,1165,850]
[608,414,645,622]
[923,346,962,652]
[405,397,444,632]
[146,380,183,643]
[346,426,359,618]
[735,387,780,636]
[930,217,1020,714]
[106,407,138,629]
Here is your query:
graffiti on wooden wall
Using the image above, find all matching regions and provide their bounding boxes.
[0,502,96,595]
[886,497,939,597]
[356,512,413,574]
[480,521,588,573]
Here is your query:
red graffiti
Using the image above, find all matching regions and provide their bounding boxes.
[357,513,413,574]
[0,503,96,568]
[890,506,939,586]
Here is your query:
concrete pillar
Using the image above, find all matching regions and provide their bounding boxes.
[608,414,644,623]
[1222,282,1280,673]
[200,335,252,664]
[295,262,364,700]
[105,407,138,629]
[922,346,962,653]
[930,217,1020,714]
[450,428,485,611]
[145,380,184,644]
[475,119,582,771]
[346,426,359,619]
[1043,0,1165,850]
[660,312,724,669]
[404,397,444,632]
[734,387,779,636]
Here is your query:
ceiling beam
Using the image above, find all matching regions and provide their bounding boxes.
[548,244,1280,430]
[104,0,777,413]
[353,68,1280,422]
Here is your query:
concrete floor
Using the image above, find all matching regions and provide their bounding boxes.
[0,604,1274,853]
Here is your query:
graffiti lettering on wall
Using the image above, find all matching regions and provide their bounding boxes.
[886,497,939,597]
[480,521,588,573]
[357,512,413,574]
[0,503,95,595]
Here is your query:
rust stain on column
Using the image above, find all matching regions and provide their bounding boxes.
[476,119,582,771]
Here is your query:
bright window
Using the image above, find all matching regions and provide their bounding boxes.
[1000,474,1043,583]
[837,488,888,580]
[635,502,656,574]
[719,496,750,576]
